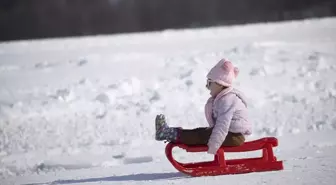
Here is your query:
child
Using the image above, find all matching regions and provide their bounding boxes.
[155,59,252,154]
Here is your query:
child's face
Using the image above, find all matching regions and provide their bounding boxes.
[206,79,224,97]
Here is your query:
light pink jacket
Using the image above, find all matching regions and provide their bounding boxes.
[205,87,252,154]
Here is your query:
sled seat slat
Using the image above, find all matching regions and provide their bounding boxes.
[172,137,278,153]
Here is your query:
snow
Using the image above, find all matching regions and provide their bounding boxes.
[1,17,336,185]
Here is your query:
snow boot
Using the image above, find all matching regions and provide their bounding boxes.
[155,114,179,142]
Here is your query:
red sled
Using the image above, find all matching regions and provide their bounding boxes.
[165,137,283,177]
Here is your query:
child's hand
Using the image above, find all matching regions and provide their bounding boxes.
[207,146,218,155]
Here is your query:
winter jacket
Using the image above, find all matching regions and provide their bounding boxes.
[204,87,252,154]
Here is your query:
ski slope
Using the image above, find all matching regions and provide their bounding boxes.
[1,17,336,185]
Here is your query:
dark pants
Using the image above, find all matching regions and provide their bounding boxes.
[178,127,245,146]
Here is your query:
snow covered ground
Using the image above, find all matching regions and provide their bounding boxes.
[1,17,336,185]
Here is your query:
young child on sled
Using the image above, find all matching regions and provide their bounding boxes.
[155,59,252,155]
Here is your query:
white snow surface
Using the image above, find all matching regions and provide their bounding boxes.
[1,18,336,185]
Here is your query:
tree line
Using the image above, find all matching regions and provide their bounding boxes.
[0,0,335,41]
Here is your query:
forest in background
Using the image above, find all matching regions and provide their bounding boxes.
[0,0,335,41]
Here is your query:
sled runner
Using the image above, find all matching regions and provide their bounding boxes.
[165,137,283,177]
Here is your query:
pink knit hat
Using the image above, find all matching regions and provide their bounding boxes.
[206,59,239,87]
